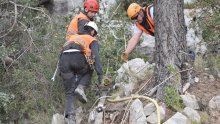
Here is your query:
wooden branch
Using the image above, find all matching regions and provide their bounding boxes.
[110,111,119,124]
[109,2,122,20]
[105,59,110,75]
[120,100,132,124]
[124,34,126,50]
[144,67,193,96]
[6,48,29,70]
[135,76,153,94]
[110,30,120,40]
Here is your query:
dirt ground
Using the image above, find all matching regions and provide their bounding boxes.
[188,72,220,124]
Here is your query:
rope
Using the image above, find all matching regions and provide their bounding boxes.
[107,95,161,124]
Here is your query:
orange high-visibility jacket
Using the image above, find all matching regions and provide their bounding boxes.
[66,13,90,40]
[136,4,154,36]
[64,34,96,63]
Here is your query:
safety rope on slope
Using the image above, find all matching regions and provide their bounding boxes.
[107,95,160,124]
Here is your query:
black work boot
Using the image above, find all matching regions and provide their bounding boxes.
[74,84,88,103]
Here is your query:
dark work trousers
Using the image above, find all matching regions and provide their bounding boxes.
[58,43,93,117]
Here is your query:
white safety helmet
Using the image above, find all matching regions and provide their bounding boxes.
[85,21,98,33]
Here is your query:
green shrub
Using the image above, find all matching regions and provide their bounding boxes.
[164,86,184,111]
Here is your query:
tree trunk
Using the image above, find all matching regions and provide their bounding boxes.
[154,0,190,101]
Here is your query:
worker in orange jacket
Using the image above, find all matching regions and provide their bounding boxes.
[51,0,99,82]
[121,3,154,62]
[66,0,99,40]
[59,21,103,124]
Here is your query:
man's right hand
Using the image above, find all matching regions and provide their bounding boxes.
[121,52,128,62]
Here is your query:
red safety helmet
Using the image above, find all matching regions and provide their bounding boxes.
[84,0,99,12]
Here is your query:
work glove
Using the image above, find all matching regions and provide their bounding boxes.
[121,52,128,62]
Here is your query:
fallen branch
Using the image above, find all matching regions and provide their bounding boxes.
[144,67,194,96]
[136,76,153,94]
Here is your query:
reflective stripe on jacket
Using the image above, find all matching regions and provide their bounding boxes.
[66,13,90,40]
[64,34,96,64]
[136,4,154,36]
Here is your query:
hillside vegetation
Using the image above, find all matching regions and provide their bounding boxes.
[0,0,219,123]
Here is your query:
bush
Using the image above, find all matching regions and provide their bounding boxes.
[164,86,184,111]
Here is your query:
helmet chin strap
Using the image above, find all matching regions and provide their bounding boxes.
[140,9,144,17]
[83,9,94,21]
[84,8,88,14]
[92,30,97,37]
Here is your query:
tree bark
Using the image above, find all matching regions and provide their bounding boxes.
[154,0,189,101]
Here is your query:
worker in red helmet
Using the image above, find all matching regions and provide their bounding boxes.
[66,0,99,40]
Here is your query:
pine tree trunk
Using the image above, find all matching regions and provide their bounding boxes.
[154,0,189,101]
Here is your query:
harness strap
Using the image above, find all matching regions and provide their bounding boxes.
[63,49,80,53]
[145,5,154,36]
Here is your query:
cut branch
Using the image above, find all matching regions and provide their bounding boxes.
[144,67,193,96]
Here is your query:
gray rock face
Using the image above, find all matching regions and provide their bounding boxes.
[163,112,190,124]
[129,99,148,124]
[209,96,220,109]
[51,113,65,124]
[115,58,154,96]
[183,107,201,123]
[209,95,220,124]
[209,96,220,117]
[181,95,200,110]
[75,107,83,124]
[144,103,156,116]
[146,106,165,124]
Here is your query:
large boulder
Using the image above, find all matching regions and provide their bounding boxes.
[115,58,154,96]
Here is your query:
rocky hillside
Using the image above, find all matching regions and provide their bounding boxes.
[1,0,220,124]
[52,0,220,124]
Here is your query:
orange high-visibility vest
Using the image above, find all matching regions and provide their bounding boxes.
[136,5,154,36]
[64,34,96,64]
[66,13,90,40]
